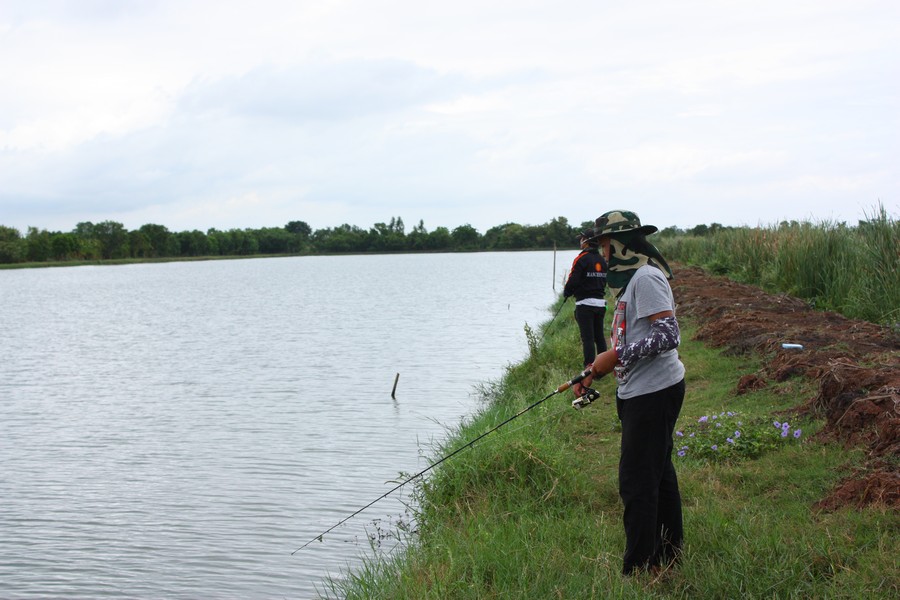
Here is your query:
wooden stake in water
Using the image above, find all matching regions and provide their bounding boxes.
[391,373,400,399]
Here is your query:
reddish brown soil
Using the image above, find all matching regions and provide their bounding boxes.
[670,266,899,511]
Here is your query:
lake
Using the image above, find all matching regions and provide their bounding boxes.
[0,251,565,598]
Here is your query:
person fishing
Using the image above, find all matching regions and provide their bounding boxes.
[563,230,608,368]
[573,210,685,576]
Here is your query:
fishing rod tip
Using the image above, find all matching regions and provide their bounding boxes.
[292,534,325,555]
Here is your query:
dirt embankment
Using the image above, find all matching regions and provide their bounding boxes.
[670,266,899,511]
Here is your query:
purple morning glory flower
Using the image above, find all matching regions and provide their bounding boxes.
[716,423,722,428]
[711,445,718,451]
[689,433,695,438]
[734,431,741,438]
[676,431,684,437]
[782,422,790,431]
[794,429,802,438]
[727,438,734,444]
[678,450,686,457]
[712,415,718,420]
[774,421,781,428]
[699,416,709,423]
[781,429,789,437]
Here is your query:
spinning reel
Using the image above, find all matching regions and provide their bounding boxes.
[572,387,600,410]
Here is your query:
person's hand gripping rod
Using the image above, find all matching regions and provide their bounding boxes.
[559,366,601,409]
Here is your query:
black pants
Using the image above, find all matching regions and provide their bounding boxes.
[616,379,685,574]
[574,304,607,367]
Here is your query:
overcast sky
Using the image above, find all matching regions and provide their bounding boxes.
[1,0,897,235]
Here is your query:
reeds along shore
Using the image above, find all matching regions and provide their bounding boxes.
[656,206,899,325]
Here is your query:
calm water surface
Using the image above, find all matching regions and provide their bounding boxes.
[0,252,564,599]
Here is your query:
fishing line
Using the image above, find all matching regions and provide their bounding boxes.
[484,398,572,440]
[321,401,575,548]
[536,296,569,347]
[292,366,595,554]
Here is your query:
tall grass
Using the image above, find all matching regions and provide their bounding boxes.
[656,204,899,325]
[321,304,898,599]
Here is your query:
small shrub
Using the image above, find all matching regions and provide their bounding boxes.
[524,322,539,356]
[675,411,804,462]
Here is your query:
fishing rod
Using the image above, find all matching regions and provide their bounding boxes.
[536,296,569,347]
[292,366,597,554]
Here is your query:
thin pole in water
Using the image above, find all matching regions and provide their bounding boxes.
[553,241,557,291]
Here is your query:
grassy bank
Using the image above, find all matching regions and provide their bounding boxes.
[324,299,898,599]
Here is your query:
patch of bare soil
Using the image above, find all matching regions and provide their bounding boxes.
[670,266,899,511]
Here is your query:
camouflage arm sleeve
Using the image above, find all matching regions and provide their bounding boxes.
[616,315,680,370]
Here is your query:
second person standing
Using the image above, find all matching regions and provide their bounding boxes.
[564,231,608,368]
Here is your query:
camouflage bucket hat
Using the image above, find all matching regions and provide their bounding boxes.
[593,210,658,238]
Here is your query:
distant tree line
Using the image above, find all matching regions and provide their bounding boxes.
[0,216,607,265]
[2,213,838,266]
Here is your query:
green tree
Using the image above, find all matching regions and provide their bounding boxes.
[484,223,530,249]
[207,229,232,255]
[25,227,52,262]
[93,221,129,259]
[659,226,685,237]
[689,224,710,237]
[72,221,103,259]
[74,221,96,238]
[255,227,294,254]
[138,224,175,257]
[205,230,221,255]
[451,224,481,250]
[369,219,406,251]
[285,221,312,252]
[129,230,151,258]
[407,219,429,250]
[177,230,211,256]
[313,224,368,253]
[286,220,312,238]
[543,216,575,247]
[389,216,405,234]
[78,238,102,260]
[0,225,25,263]
[426,226,452,250]
[226,229,259,255]
[50,232,80,260]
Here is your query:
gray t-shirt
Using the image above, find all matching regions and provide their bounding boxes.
[610,264,685,399]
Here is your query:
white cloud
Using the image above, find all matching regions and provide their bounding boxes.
[179,59,471,122]
[0,0,898,234]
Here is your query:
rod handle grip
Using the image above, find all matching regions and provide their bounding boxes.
[556,367,594,393]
